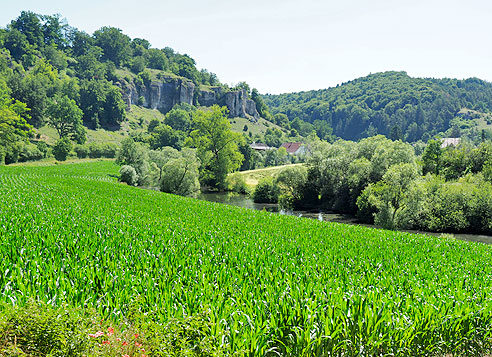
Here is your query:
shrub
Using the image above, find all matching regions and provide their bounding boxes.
[0,301,93,356]
[226,173,248,194]
[18,143,43,162]
[253,177,280,203]
[36,141,49,158]
[74,144,89,158]
[86,142,119,158]
[52,138,72,161]
[160,149,200,197]
[119,165,138,186]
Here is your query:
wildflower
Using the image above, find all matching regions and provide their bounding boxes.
[122,355,130,357]
[135,342,142,347]
[122,341,128,346]
[116,337,122,341]
[102,340,110,345]
[107,327,114,336]
[88,331,105,338]
[134,333,139,339]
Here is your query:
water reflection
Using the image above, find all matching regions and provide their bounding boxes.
[197,191,492,244]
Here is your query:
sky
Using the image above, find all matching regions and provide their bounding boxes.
[1,0,492,94]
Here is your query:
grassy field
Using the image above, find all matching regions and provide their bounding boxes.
[236,163,304,187]
[37,125,127,145]
[229,116,287,137]
[2,161,492,355]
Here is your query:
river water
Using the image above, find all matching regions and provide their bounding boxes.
[197,192,492,245]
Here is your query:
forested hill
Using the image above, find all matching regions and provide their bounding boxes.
[0,11,263,132]
[262,71,492,142]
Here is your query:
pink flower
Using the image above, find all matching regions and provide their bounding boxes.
[107,327,114,336]
[116,337,122,341]
[88,331,105,338]
[102,340,110,345]
[122,355,130,357]
[135,342,142,347]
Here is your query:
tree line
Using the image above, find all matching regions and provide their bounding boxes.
[254,136,492,235]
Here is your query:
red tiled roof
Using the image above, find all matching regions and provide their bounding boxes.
[280,142,302,154]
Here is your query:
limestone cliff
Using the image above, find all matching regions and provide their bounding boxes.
[118,76,259,122]
[197,87,259,121]
[118,75,195,114]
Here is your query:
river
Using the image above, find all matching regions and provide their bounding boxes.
[197,192,492,245]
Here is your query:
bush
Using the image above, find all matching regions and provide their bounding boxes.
[52,138,72,161]
[18,143,43,162]
[0,301,93,356]
[253,177,280,203]
[36,141,49,158]
[226,173,248,194]
[85,142,119,158]
[74,144,89,158]
[119,165,138,186]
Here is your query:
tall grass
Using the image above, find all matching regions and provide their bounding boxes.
[1,161,492,355]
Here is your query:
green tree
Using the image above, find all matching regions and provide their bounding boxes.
[0,80,33,164]
[46,95,85,143]
[160,148,200,197]
[150,124,183,150]
[52,137,72,161]
[422,139,442,175]
[148,147,181,182]
[275,166,308,209]
[164,107,192,132]
[358,163,419,229]
[191,106,244,189]
[93,26,132,66]
[116,137,148,182]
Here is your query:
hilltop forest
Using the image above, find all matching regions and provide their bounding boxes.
[263,71,492,142]
[0,11,275,165]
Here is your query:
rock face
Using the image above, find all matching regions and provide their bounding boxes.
[119,76,259,121]
[118,76,195,114]
[197,87,259,121]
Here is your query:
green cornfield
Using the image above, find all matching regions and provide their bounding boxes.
[1,161,492,356]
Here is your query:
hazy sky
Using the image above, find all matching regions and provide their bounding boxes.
[1,0,492,94]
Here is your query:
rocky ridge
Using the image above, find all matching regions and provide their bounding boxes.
[118,75,259,121]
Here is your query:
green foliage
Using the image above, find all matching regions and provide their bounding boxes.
[253,177,280,203]
[116,137,147,181]
[191,105,244,189]
[304,136,416,213]
[46,94,85,143]
[357,163,419,229]
[0,301,93,356]
[4,161,492,354]
[422,139,442,175]
[225,172,248,194]
[79,79,126,128]
[150,123,183,150]
[264,71,492,142]
[93,26,132,66]
[0,79,33,164]
[119,165,138,186]
[160,148,200,197]
[275,165,308,209]
[52,137,72,161]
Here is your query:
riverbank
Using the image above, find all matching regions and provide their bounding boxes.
[198,191,492,244]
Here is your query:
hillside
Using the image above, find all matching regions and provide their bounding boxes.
[0,11,282,166]
[2,160,492,354]
[263,71,492,142]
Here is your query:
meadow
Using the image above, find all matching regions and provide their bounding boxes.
[1,161,492,356]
